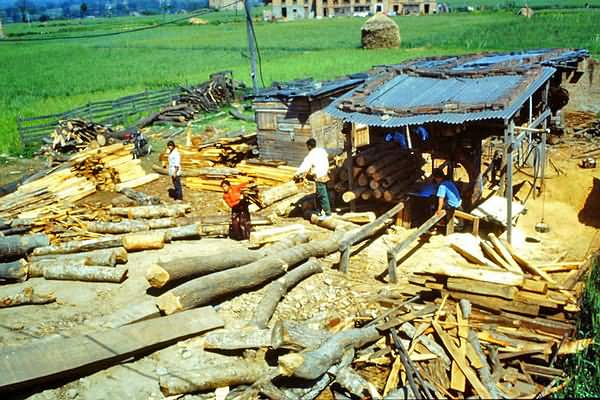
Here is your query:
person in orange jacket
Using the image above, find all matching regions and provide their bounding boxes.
[221,179,251,240]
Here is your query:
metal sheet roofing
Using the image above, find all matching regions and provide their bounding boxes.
[326,67,556,127]
[252,74,368,101]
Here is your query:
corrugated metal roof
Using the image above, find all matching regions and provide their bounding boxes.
[326,67,556,126]
[252,74,368,101]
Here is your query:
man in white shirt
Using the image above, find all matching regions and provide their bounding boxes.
[167,141,183,200]
[295,138,331,216]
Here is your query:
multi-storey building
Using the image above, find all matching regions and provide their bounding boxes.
[269,0,436,20]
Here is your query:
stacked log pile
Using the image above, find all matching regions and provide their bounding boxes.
[51,119,112,151]
[137,74,235,128]
[330,145,426,203]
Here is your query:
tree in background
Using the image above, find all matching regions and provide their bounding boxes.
[80,2,88,17]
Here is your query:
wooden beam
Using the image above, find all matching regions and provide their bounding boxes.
[387,211,445,283]
[0,307,223,392]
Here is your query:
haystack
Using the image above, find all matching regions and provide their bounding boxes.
[189,17,209,25]
[361,13,401,49]
[518,6,534,18]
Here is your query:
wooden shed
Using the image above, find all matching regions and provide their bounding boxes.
[252,76,367,166]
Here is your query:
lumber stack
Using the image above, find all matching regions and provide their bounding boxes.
[331,145,426,203]
[51,119,112,151]
[137,73,235,128]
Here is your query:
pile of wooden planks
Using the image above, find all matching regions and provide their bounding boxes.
[51,119,112,151]
[331,145,426,203]
[71,143,158,191]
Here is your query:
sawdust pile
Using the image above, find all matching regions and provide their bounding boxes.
[361,13,401,49]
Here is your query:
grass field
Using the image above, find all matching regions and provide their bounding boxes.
[1,7,599,152]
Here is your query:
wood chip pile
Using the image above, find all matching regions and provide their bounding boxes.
[330,144,426,203]
[51,119,112,151]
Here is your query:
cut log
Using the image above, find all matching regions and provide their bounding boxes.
[249,224,306,245]
[278,325,380,380]
[87,220,149,234]
[271,320,330,351]
[153,223,228,241]
[110,204,191,219]
[0,234,49,262]
[43,265,128,283]
[259,181,300,208]
[0,307,223,392]
[156,235,342,314]
[309,214,357,232]
[122,231,165,252]
[30,247,126,277]
[252,258,323,328]
[0,259,28,281]
[146,234,310,288]
[159,359,275,396]
[118,187,161,205]
[204,327,272,350]
[342,187,368,203]
[338,211,376,224]
[0,287,56,308]
[335,366,371,398]
[32,237,123,256]
[418,263,524,286]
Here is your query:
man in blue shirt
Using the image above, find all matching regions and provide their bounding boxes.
[432,168,462,224]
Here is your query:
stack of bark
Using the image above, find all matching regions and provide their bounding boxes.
[137,74,235,128]
[331,145,426,203]
[51,119,112,151]
[71,143,158,191]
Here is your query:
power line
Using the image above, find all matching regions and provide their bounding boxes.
[0,0,242,43]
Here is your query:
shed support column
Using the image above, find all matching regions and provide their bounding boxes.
[346,123,355,212]
[540,81,550,194]
[506,120,514,245]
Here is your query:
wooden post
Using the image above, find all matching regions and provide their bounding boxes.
[338,201,405,273]
[346,123,355,212]
[506,120,514,244]
[387,211,445,283]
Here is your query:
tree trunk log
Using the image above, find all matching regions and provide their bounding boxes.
[252,258,323,328]
[122,231,165,252]
[43,265,128,283]
[0,287,56,308]
[0,259,28,281]
[204,327,272,350]
[32,237,123,256]
[271,320,329,352]
[0,234,49,262]
[156,235,342,314]
[249,224,306,245]
[152,223,227,241]
[278,325,381,380]
[118,187,161,205]
[159,360,276,396]
[259,181,300,208]
[342,187,367,203]
[309,214,357,232]
[110,204,191,219]
[29,251,117,277]
[87,220,149,234]
[336,367,371,398]
[146,234,309,288]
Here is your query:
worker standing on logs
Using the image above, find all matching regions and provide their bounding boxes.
[166,141,183,201]
[432,168,463,230]
[221,179,251,241]
[295,138,331,219]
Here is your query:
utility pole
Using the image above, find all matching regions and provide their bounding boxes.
[243,0,259,95]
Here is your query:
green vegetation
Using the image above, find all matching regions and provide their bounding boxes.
[445,0,597,9]
[557,259,600,397]
[1,8,599,152]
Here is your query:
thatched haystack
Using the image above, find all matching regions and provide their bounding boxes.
[189,17,209,25]
[518,6,534,18]
[361,13,401,49]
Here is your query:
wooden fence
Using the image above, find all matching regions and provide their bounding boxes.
[17,87,182,145]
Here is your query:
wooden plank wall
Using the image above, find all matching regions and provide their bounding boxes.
[255,98,344,166]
